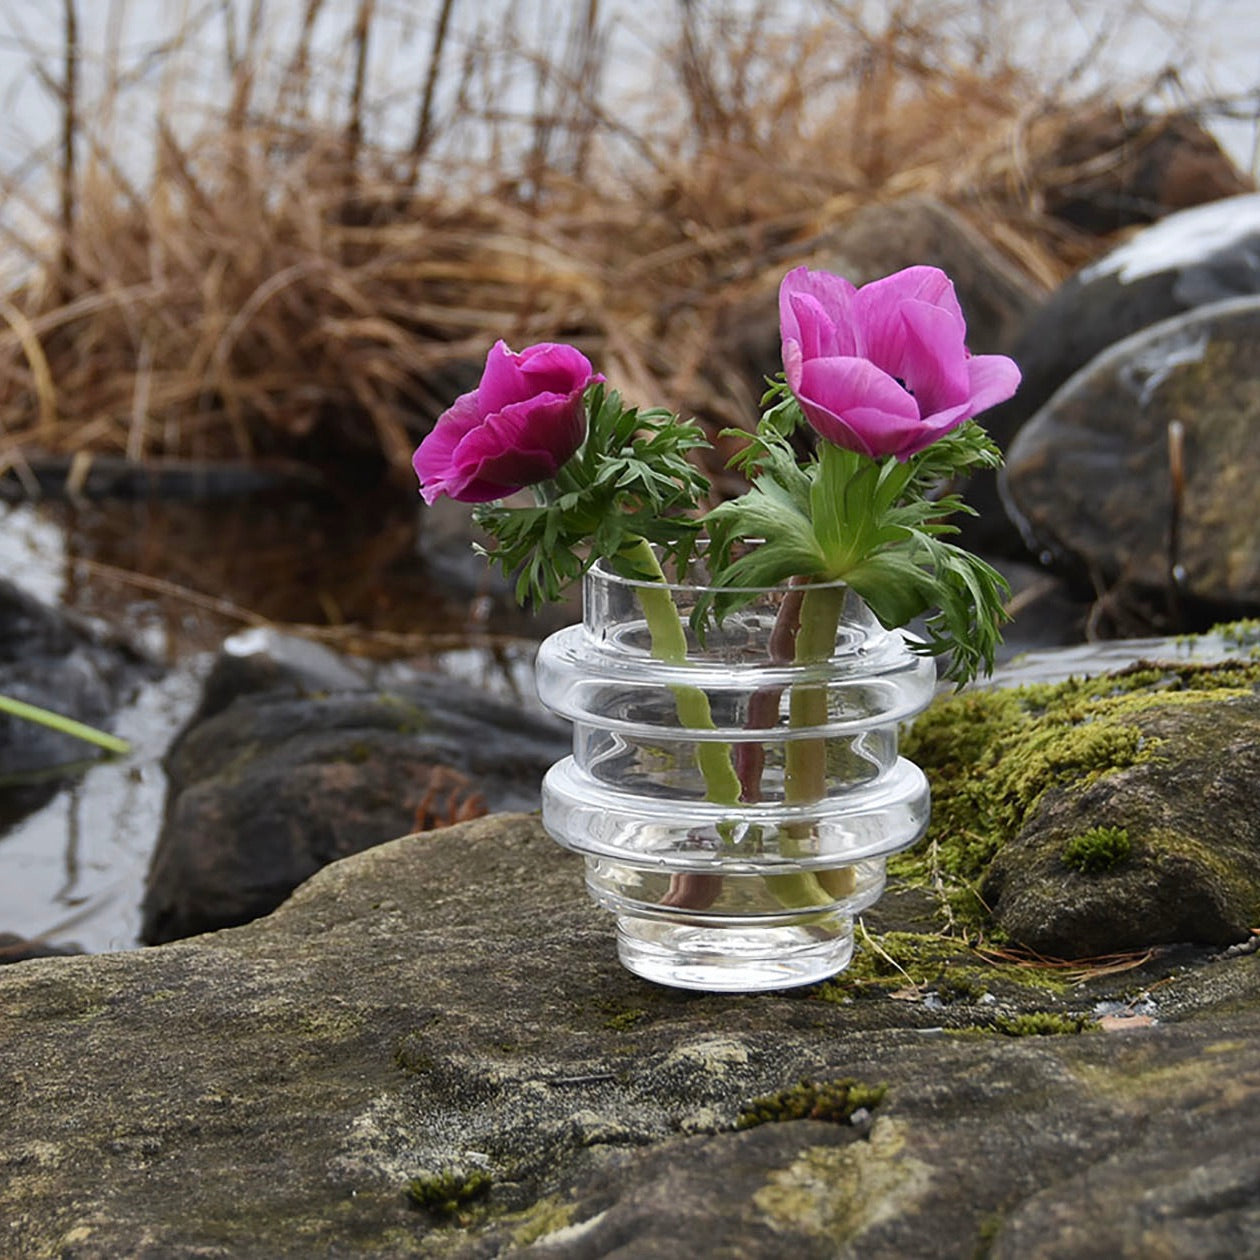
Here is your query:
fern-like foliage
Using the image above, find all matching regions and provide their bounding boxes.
[472,383,709,605]
[704,391,1010,686]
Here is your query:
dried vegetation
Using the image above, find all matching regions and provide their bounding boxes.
[0,0,1250,490]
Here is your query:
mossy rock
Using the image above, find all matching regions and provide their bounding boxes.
[902,662,1260,957]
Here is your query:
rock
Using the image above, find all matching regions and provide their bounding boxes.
[964,193,1260,554]
[1042,107,1252,235]
[713,195,1043,426]
[0,454,328,502]
[904,654,1260,959]
[1001,295,1260,615]
[140,630,569,944]
[983,693,1260,956]
[0,932,83,964]
[979,194,1260,460]
[3,813,1260,1258]
[0,578,149,829]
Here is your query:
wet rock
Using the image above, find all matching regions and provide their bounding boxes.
[3,813,1260,1258]
[0,578,148,828]
[1002,295,1260,614]
[0,454,327,502]
[1042,107,1252,235]
[140,631,569,944]
[979,194,1260,454]
[965,193,1260,552]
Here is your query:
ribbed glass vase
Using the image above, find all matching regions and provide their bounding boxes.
[535,558,935,992]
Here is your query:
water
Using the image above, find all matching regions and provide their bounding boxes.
[0,654,206,953]
[0,495,538,952]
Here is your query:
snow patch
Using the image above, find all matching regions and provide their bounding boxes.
[1081,194,1260,285]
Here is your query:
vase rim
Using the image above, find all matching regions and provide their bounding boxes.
[587,556,851,597]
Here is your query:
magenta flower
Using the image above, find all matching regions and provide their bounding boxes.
[779,265,1021,460]
[413,340,600,504]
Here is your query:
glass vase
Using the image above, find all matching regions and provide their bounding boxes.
[535,559,935,992]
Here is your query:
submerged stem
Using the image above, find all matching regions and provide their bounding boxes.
[613,539,741,806]
[780,582,857,899]
[0,693,130,755]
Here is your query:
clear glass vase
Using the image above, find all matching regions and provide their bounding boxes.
[535,558,935,992]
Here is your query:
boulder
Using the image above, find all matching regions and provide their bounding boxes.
[140,630,569,944]
[0,578,149,828]
[964,193,1260,553]
[903,655,1260,958]
[2,813,1260,1258]
[979,193,1260,460]
[0,932,83,964]
[1041,107,1252,235]
[1001,295,1260,614]
[983,693,1260,956]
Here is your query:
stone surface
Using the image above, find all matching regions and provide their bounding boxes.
[1001,295,1260,612]
[904,652,1260,960]
[0,932,83,964]
[982,193,1260,454]
[1041,107,1252,235]
[3,812,1260,1259]
[140,630,569,944]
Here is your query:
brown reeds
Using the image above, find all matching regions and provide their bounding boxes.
[0,0,1249,488]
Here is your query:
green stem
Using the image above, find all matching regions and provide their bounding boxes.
[778,582,856,900]
[784,583,846,806]
[0,693,130,755]
[615,539,741,806]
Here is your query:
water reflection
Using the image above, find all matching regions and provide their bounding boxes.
[0,492,541,952]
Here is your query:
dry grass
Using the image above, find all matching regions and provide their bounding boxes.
[0,0,1250,489]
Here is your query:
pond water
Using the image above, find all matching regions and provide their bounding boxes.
[0,491,541,952]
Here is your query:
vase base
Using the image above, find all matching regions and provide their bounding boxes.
[615,915,854,992]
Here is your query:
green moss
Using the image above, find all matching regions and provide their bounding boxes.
[393,1034,434,1076]
[814,928,1071,1004]
[1062,826,1131,875]
[974,1211,1005,1258]
[603,1008,648,1031]
[990,1012,1096,1036]
[406,1168,491,1218]
[736,1078,887,1129]
[896,660,1260,926]
[1211,618,1260,653]
[507,1196,579,1247]
[379,693,431,735]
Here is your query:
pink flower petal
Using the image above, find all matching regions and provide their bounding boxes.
[518,342,601,396]
[472,340,524,414]
[455,393,586,496]
[895,399,975,458]
[966,353,1023,416]
[412,390,485,503]
[780,267,859,359]
[898,299,971,415]
[796,356,921,457]
[855,267,965,369]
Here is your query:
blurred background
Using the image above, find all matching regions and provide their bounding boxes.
[1,0,1256,952]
